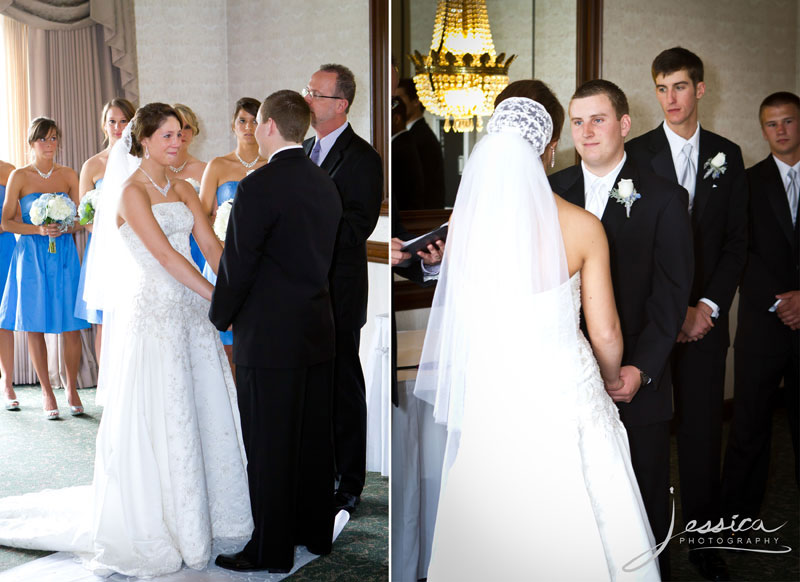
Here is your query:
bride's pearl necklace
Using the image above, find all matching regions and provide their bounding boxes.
[235,151,259,175]
[138,167,171,197]
[168,159,188,173]
[33,163,54,180]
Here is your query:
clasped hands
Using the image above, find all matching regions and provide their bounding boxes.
[604,365,642,403]
[390,237,445,267]
[38,223,70,237]
[775,290,800,330]
[677,303,714,343]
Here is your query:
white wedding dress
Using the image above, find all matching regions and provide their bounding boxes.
[0,202,253,577]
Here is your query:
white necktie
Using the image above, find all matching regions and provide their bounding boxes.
[787,168,798,228]
[310,140,322,166]
[680,142,696,212]
[586,179,607,220]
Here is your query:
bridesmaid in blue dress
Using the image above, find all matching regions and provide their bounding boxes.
[169,104,207,270]
[0,117,90,419]
[198,97,267,373]
[0,160,17,411]
[77,98,136,365]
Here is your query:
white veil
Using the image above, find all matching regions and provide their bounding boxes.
[413,97,581,479]
[82,123,141,404]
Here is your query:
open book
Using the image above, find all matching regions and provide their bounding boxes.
[396,223,448,268]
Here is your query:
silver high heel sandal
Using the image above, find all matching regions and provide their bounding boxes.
[4,399,20,411]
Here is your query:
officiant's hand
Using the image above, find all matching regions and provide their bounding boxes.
[418,240,444,266]
[391,237,412,266]
[678,304,714,342]
[775,290,800,330]
[607,366,642,403]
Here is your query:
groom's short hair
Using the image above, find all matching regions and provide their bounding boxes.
[571,79,629,119]
[260,90,311,143]
[651,47,704,86]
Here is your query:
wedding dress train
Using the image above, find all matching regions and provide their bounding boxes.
[0,202,253,578]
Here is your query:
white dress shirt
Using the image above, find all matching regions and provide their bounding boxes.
[581,154,627,220]
[663,121,700,207]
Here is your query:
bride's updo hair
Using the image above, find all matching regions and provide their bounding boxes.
[495,80,564,143]
[129,103,182,158]
[27,116,61,145]
[487,97,553,156]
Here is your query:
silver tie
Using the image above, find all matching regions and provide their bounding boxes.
[680,142,696,212]
[788,168,798,227]
[310,140,322,166]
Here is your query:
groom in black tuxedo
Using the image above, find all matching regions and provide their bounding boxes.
[626,47,747,581]
[210,90,342,572]
[549,80,693,579]
[302,64,383,514]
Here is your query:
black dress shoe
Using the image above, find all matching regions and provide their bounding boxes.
[334,491,360,514]
[214,551,290,573]
[688,549,731,581]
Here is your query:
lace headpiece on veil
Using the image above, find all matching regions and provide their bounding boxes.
[414,97,578,483]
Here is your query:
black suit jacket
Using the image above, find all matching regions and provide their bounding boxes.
[392,130,426,211]
[408,118,445,209]
[626,125,748,351]
[303,124,383,331]
[209,148,342,368]
[735,155,799,355]
[549,159,694,426]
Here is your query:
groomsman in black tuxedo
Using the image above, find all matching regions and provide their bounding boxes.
[211,90,341,572]
[626,47,747,581]
[549,80,693,579]
[722,92,800,519]
[302,64,383,514]
[396,78,445,209]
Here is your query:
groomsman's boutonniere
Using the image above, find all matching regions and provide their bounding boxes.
[703,152,727,179]
[609,178,641,218]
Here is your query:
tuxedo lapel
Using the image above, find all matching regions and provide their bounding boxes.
[302,137,314,157]
[320,125,354,177]
[601,159,637,239]
[763,156,795,246]
[691,128,716,226]
[559,167,586,208]
[646,127,678,183]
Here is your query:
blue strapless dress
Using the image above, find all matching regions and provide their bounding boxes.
[0,186,18,300]
[0,192,90,333]
[203,181,237,346]
[74,178,103,324]
[188,181,206,272]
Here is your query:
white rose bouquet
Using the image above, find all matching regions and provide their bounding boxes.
[29,193,77,253]
[213,199,234,241]
[78,188,100,225]
[608,178,641,218]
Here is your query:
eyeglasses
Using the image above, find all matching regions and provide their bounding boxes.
[301,87,342,101]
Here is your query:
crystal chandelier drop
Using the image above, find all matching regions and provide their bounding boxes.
[409,0,514,133]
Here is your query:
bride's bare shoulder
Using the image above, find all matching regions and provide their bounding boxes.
[555,194,603,233]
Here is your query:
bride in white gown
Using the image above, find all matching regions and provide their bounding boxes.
[414,98,661,581]
[0,104,253,577]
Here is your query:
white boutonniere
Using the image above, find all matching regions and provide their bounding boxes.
[703,152,727,179]
[609,178,641,218]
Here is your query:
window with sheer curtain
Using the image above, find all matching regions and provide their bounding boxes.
[0,14,29,169]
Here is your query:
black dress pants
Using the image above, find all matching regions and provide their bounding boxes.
[236,361,335,570]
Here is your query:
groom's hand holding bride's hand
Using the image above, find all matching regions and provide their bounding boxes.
[606,366,642,403]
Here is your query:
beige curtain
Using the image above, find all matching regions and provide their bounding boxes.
[1,14,28,168]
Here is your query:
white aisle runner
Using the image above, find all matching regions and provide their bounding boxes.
[0,512,349,582]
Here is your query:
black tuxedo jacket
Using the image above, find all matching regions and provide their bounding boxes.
[626,125,748,351]
[392,130,426,211]
[303,124,383,331]
[408,118,445,209]
[735,155,799,355]
[549,159,694,426]
[209,148,342,368]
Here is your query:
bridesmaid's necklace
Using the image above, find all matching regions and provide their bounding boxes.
[138,167,171,197]
[235,151,259,174]
[32,162,54,180]
[168,159,188,173]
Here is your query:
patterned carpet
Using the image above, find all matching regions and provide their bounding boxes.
[0,385,388,581]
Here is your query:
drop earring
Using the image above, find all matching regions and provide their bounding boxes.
[550,145,556,168]
[144,145,150,160]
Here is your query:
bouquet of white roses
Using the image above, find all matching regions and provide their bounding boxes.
[78,188,100,225]
[29,193,77,253]
[213,199,233,241]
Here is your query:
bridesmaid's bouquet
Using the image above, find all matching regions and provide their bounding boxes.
[78,189,100,225]
[30,193,77,253]
[213,199,233,241]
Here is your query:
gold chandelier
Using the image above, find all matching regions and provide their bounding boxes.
[409,0,514,133]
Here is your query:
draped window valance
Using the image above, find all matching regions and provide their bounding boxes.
[0,0,137,100]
